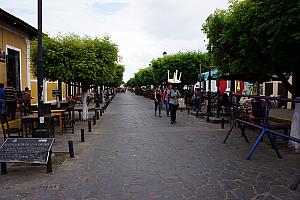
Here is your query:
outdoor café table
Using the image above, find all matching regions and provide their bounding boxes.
[32,109,66,130]
[21,113,59,137]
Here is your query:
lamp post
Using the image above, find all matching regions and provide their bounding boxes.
[162,52,167,87]
[36,0,47,137]
[199,64,202,112]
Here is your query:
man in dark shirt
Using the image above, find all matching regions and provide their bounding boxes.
[5,85,17,120]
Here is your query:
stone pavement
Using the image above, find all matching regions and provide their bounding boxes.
[1,92,300,200]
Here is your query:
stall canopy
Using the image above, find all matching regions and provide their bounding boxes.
[199,69,287,82]
[200,70,225,81]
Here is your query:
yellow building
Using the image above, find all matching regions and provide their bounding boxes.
[0,8,67,104]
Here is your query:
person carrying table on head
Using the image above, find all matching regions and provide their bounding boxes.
[169,84,180,124]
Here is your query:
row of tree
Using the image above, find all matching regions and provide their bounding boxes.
[128,0,299,98]
[202,0,300,97]
[126,51,209,87]
[31,34,124,120]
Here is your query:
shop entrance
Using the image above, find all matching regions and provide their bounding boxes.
[6,48,20,90]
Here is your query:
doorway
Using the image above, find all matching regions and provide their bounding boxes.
[6,48,20,90]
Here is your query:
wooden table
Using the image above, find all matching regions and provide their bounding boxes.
[21,113,60,137]
[32,109,66,130]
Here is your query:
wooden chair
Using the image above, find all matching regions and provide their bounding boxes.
[45,116,55,138]
[62,106,75,134]
[29,105,38,113]
[19,105,31,117]
[1,114,23,140]
[249,101,265,124]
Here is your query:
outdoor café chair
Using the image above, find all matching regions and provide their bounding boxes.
[1,114,23,140]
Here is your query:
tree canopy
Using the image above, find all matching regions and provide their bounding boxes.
[126,51,209,87]
[202,0,300,96]
[31,34,122,90]
[126,66,154,87]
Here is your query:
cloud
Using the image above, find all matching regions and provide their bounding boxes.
[90,2,128,15]
[0,0,229,81]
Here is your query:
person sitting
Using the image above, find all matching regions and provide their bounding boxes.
[219,92,229,114]
[229,91,236,106]
[22,87,31,106]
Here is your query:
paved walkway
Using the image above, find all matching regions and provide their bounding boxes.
[1,92,300,200]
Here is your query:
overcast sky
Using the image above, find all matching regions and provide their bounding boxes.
[0,0,229,81]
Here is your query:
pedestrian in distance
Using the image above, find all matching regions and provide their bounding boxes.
[163,84,171,117]
[193,88,201,112]
[169,84,180,124]
[154,86,163,117]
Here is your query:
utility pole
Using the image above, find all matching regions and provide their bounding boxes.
[36,0,47,137]
[199,64,202,112]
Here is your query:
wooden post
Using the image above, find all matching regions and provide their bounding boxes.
[68,141,74,158]
[81,129,85,142]
[1,162,7,175]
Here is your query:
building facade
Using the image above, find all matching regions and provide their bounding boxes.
[0,8,67,104]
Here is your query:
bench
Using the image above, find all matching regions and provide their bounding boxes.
[265,121,291,144]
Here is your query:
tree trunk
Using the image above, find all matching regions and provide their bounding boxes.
[293,71,300,97]
[230,80,235,93]
[58,80,62,101]
[82,90,89,120]
[100,85,103,103]
[289,97,300,152]
[275,72,295,96]
[68,82,71,97]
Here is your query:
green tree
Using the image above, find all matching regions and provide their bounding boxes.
[202,0,300,96]
[130,67,154,87]
[151,51,209,86]
[31,34,121,120]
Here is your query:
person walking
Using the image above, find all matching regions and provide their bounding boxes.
[169,84,180,124]
[154,86,162,117]
[163,84,171,117]
[0,83,5,114]
[193,88,201,112]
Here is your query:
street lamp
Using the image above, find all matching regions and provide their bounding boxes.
[199,64,202,112]
[162,52,167,87]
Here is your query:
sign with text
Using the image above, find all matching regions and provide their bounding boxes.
[52,90,61,97]
[0,138,55,164]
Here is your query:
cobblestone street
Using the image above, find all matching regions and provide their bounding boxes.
[1,92,300,200]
